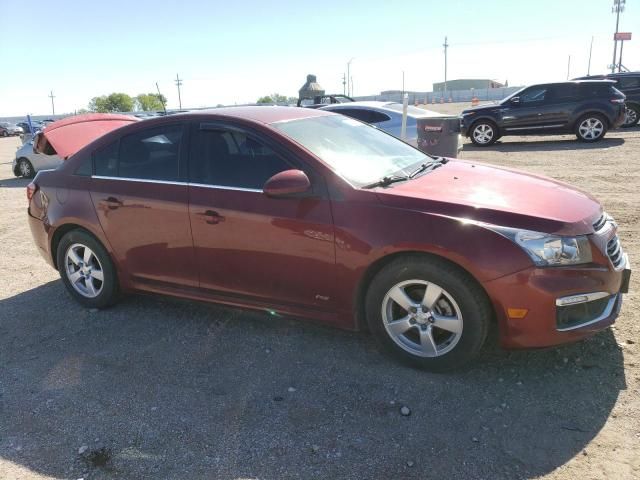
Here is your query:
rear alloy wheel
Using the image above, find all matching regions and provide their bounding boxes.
[622,105,639,128]
[57,230,119,309]
[576,115,607,142]
[17,158,34,178]
[365,256,491,371]
[470,121,498,146]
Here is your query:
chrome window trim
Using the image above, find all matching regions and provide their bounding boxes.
[91,175,263,192]
[188,183,262,193]
[556,293,618,332]
[92,175,186,186]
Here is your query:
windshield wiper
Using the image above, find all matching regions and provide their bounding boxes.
[362,174,409,189]
[408,157,449,179]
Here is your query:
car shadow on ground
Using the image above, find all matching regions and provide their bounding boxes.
[464,137,625,153]
[0,176,28,188]
[0,281,626,479]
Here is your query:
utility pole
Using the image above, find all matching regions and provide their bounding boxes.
[587,36,594,75]
[347,58,354,96]
[567,55,571,80]
[402,71,405,96]
[48,90,56,116]
[342,73,346,95]
[174,74,183,109]
[611,0,625,73]
[443,36,449,94]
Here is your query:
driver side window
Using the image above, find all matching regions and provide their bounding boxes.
[192,127,292,190]
[519,87,548,104]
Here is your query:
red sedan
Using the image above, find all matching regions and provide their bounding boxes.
[27,107,631,370]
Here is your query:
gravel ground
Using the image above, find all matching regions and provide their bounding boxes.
[0,123,639,480]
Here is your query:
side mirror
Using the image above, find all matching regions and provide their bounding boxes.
[510,96,520,104]
[263,169,311,198]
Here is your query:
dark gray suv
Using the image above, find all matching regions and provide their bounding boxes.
[461,81,626,146]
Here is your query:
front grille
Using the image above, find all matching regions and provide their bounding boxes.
[593,213,607,232]
[607,235,625,269]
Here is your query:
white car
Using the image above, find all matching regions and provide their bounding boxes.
[13,139,63,178]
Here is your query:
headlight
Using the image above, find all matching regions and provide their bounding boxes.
[492,228,592,266]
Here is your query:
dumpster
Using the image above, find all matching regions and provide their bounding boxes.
[416,114,462,158]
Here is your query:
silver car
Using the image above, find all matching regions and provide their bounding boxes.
[0,122,24,137]
[13,139,62,178]
[319,101,462,157]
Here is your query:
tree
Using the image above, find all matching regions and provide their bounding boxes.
[135,93,166,111]
[257,93,288,104]
[88,93,135,113]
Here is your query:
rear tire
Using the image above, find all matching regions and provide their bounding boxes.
[365,256,491,371]
[575,114,608,142]
[56,230,119,309]
[622,105,639,128]
[17,158,34,178]
[469,120,498,146]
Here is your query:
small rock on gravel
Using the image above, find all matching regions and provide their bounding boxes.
[472,437,479,443]
[400,406,411,416]
[78,445,88,455]
[288,387,296,392]
[311,445,320,453]
[407,460,415,467]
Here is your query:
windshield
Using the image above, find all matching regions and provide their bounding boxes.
[272,115,431,187]
[500,86,527,104]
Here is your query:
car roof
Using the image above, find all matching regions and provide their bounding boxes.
[535,80,616,87]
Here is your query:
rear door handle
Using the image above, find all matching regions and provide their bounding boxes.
[102,197,123,210]
[199,209,224,225]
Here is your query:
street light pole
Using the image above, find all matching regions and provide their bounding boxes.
[443,36,449,94]
[611,0,625,73]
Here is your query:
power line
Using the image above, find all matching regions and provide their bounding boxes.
[175,74,183,109]
[48,90,56,116]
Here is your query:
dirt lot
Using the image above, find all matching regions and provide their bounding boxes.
[1,122,639,479]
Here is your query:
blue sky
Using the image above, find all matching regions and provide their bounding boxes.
[1,0,639,116]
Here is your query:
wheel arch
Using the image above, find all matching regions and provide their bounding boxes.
[574,110,611,129]
[50,223,107,270]
[353,250,496,331]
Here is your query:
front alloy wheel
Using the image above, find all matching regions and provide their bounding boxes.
[470,122,497,146]
[365,256,491,371]
[18,159,34,178]
[382,280,463,358]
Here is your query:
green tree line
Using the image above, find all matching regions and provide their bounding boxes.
[88,93,167,113]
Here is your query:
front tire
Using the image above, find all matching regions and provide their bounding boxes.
[56,230,119,309]
[365,256,491,371]
[575,114,608,142]
[469,120,498,146]
[622,105,639,128]
[17,158,34,178]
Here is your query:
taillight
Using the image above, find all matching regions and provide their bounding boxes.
[26,182,38,202]
[610,98,625,104]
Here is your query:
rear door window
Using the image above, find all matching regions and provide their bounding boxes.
[192,127,292,190]
[550,84,578,102]
[118,125,183,181]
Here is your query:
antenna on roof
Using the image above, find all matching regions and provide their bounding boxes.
[156,82,167,114]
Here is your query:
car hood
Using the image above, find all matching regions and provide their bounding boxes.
[34,113,138,159]
[374,160,602,236]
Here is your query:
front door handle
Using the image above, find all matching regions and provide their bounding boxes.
[102,196,123,210]
[198,209,225,225]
